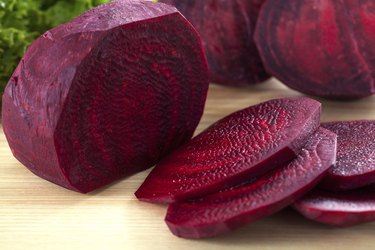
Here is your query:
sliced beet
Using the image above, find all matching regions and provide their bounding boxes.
[254,0,375,99]
[135,97,321,203]
[160,0,270,86]
[294,185,375,227]
[320,121,375,191]
[1,0,209,193]
[165,128,337,238]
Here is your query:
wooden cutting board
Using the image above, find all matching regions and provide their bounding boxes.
[1,80,375,250]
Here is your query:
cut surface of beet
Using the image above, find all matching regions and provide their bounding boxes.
[320,121,375,190]
[165,128,337,238]
[255,0,375,99]
[1,0,209,193]
[160,0,269,85]
[294,185,375,227]
[135,97,321,203]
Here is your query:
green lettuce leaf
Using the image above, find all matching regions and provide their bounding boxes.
[0,0,111,105]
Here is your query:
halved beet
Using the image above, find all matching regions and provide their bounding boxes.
[160,0,270,85]
[294,185,375,227]
[320,121,375,191]
[165,128,337,238]
[255,0,375,99]
[1,0,209,193]
[135,97,321,203]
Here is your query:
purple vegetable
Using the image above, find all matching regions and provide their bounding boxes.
[255,0,375,99]
[294,185,375,227]
[320,121,375,190]
[160,0,270,86]
[165,128,337,238]
[2,0,209,193]
[135,97,321,203]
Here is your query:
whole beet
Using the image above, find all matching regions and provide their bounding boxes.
[161,0,269,86]
[2,0,209,193]
[255,0,375,99]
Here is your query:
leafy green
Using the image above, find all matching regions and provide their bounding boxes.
[0,0,111,103]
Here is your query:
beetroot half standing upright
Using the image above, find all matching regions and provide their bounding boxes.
[320,121,375,191]
[165,128,337,238]
[135,97,321,203]
[1,0,209,193]
[255,0,375,99]
[160,0,270,86]
[294,185,375,227]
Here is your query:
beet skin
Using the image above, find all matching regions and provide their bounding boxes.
[255,0,375,99]
[166,128,337,238]
[135,97,321,203]
[160,0,270,86]
[2,0,209,193]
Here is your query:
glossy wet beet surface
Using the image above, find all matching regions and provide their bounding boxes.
[165,128,337,238]
[135,97,321,203]
[294,185,375,227]
[320,121,375,191]
[2,0,209,193]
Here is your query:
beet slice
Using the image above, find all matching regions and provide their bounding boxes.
[319,121,375,191]
[160,0,270,86]
[254,0,375,99]
[294,185,375,227]
[135,97,321,203]
[165,128,337,238]
[1,0,209,193]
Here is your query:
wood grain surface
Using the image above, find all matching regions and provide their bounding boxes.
[1,79,375,250]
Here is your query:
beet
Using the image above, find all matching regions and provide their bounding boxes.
[160,0,270,86]
[165,128,337,238]
[135,97,321,203]
[294,185,375,227]
[1,0,209,193]
[254,0,375,99]
[319,121,375,191]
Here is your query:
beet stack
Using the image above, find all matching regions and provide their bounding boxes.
[160,0,269,86]
[136,97,338,238]
[166,128,337,238]
[294,121,375,227]
[136,97,322,203]
[254,0,375,99]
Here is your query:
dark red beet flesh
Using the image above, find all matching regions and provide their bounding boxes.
[1,0,209,193]
[254,0,375,99]
[165,128,337,238]
[160,0,270,86]
[135,97,321,203]
[320,121,375,191]
[294,185,375,227]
